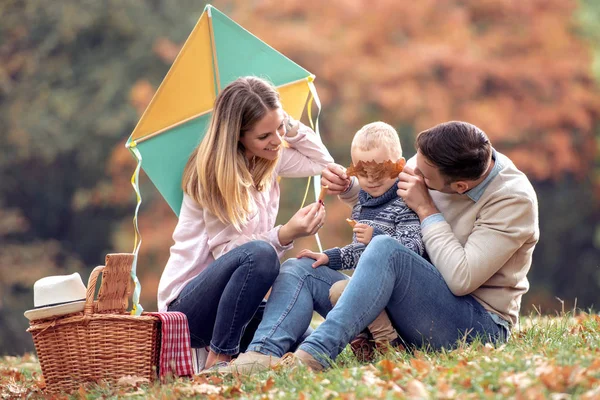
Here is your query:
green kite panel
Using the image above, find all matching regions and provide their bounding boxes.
[136,114,211,216]
[210,7,311,89]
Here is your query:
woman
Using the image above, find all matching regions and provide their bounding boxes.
[157,77,333,370]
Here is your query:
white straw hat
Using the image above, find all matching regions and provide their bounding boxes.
[24,272,86,321]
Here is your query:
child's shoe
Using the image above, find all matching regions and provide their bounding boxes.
[349,331,375,362]
[374,337,405,355]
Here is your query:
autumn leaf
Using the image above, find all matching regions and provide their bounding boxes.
[222,383,245,397]
[77,384,87,399]
[386,381,405,396]
[406,379,429,399]
[502,371,533,390]
[436,380,456,399]
[36,375,46,390]
[378,358,396,376]
[259,377,275,393]
[208,375,224,385]
[116,375,150,387]
[177,383,222,396]
[410,358,431,376]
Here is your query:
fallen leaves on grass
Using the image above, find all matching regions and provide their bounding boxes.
[1,315,599,398]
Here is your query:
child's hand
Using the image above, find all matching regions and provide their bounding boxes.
[354,223,374,245]
[297,249,329,268]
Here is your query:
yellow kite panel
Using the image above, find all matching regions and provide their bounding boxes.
[131,13,216,141]
[278,79,310,121]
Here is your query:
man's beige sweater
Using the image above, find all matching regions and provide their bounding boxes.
[342,151,539,326]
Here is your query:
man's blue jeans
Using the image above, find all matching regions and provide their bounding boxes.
[247,236,506,367]
[168,240,280,355]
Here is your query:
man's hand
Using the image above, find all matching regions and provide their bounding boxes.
[353,223,374,245]
[397,166,439,221]
[297,249,329,268]
[321,163,352,195]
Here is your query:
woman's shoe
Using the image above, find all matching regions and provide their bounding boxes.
[197,360,231,375]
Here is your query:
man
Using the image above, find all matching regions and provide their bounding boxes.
[227,121,539,372]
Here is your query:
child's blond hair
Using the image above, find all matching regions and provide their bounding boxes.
[351,121,402,159]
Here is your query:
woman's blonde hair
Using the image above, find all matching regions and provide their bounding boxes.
[182,77,281,231]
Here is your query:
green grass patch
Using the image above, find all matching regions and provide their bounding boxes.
[2,313,600,399]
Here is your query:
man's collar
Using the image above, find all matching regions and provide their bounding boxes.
[465,149,502,202]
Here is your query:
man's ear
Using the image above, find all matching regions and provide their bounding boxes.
[452,181,470,194]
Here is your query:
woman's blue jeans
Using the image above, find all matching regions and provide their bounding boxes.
[168,240,280,356]
[247,235,506,366]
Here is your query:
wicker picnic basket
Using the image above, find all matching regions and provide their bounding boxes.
[27,254,160,393]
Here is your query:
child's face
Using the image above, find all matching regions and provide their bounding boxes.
[351,147,401,198]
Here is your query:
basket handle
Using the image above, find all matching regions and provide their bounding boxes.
[84,266,105,316]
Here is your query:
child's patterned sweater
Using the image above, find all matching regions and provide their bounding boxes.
[324,181,425,270]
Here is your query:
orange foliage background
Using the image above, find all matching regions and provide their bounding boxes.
[108,0,600,311]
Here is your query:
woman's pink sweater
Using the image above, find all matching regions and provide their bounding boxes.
[157,124,333,311]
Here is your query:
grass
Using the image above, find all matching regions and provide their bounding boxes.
[2,313,600,399]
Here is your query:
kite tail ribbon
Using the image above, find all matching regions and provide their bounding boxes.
[307,77,323,252]
[126,141,144,316]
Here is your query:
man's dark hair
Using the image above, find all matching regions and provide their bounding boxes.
[416,121,492,182]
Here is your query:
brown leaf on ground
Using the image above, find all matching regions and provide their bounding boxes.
[0,367,24,382]
[378,358,396,376]
[502,371,533,389]
[362,368,385,387]
[116,375,150,387]
[406,379,429,399]
[192,375,210,384]
[259,377,275,393]
[582,386,600,399]
[410,358,431,376]
[5,380,29,396]
[482,343,495,353]
[460,377,472,388]
[222,383,245,397]
[386,381,405,396]
[436,380,457,399]
[36,375,46,390]
[177,383,222,396]
[208,375,223,385]
[536,363,574,392]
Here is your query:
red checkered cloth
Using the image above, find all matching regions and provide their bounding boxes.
[148,312,193,378]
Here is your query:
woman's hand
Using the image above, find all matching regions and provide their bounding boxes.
[283,113,300,138]
[321,163,352,195]
[279,202,326,245]
[297,249,329,268]
[353,223,374,245]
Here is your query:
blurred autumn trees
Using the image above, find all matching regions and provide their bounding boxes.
[229,0,600,314]
[1,0,599,354]
[0,0,202,354]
